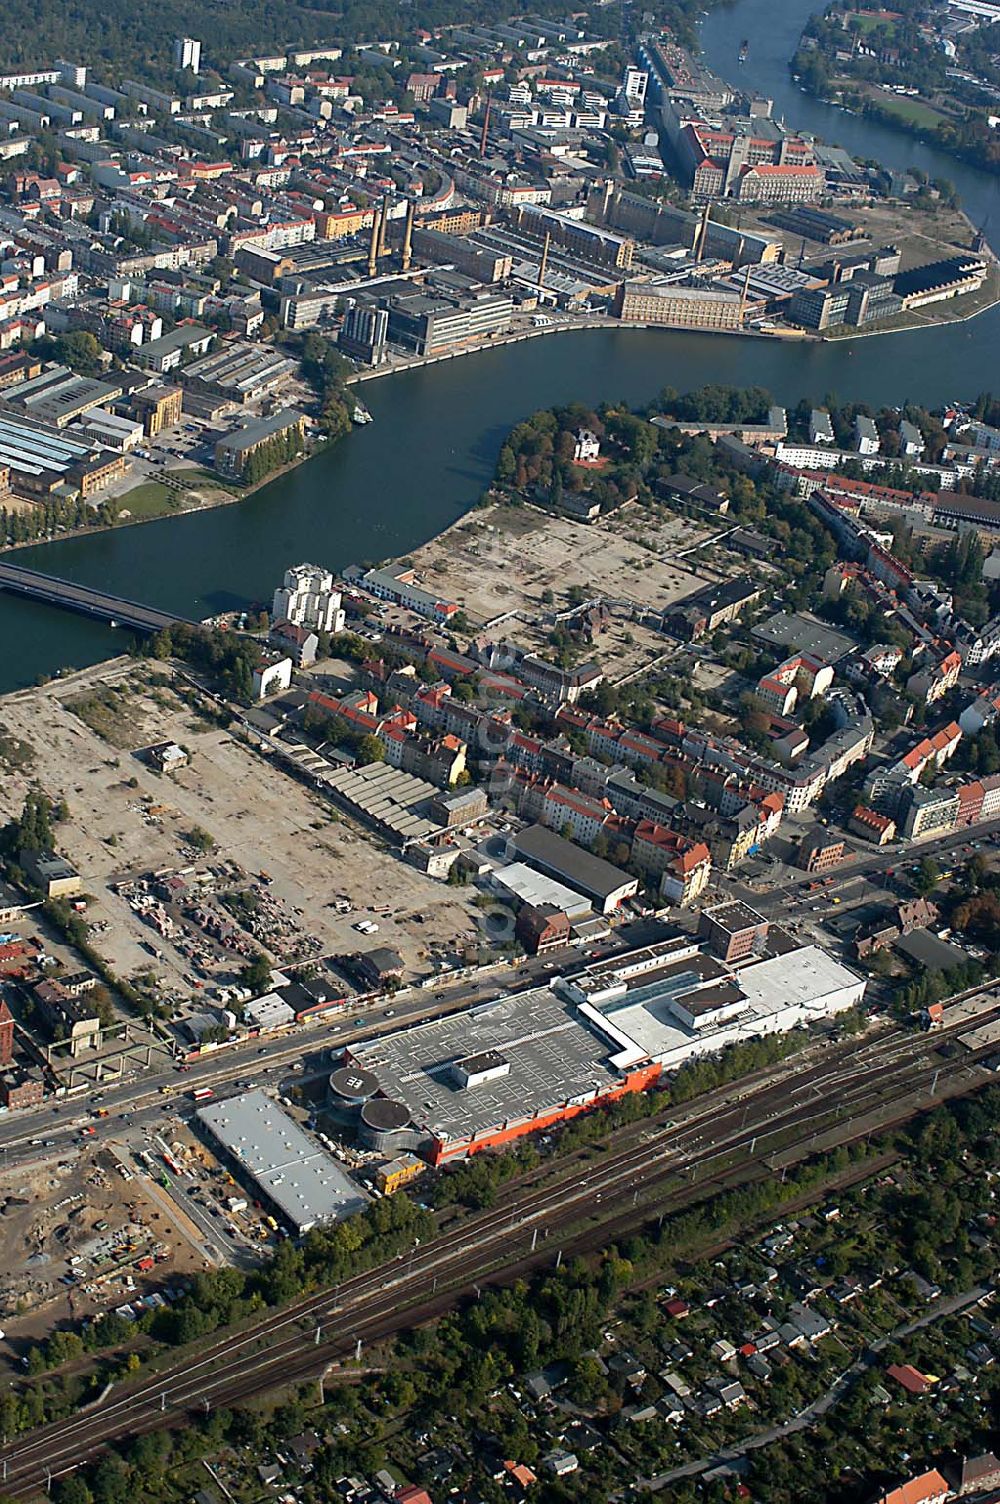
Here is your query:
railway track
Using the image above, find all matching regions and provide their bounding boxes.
[1,1007,993,1495]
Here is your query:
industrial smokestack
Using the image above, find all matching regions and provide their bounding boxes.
[401,198,415,273]
[538,230,551,293]
[695,202,710,263]
[367,202,379,278]
[480,94,491,158]
[378,196,389,257]
[738,263,752,322]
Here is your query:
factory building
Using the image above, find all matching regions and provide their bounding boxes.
[615,281,747,331]
[197,1089,368,1234]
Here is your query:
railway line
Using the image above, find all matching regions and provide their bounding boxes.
[2,992,996,1494]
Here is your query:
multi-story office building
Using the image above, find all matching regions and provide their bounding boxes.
[339,303,389,365]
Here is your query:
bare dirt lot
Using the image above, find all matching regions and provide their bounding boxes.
[745,198,977,267]
[0,1142,203,1352]
[0,662,483,1004]
[402,500,721,624]
[392,500,738,681]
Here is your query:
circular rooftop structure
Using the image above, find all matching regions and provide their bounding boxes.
[328,1066,380,1104]
[360,1097,410,1133]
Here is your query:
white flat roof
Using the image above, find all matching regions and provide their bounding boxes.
[492,861,593,918]
[197,1089,368,1232]
[587,945,865,1066]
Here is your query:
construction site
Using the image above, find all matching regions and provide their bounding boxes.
[0,659,484,1022]
[0,1139,201,1353]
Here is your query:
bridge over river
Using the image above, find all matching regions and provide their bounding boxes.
[0,561,202,635]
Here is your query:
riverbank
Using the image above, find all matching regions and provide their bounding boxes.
[344,316,806,387]
[793,70,999,179]
[0,448,321,559]
[4,304,1000,696]
[344,237,995,386]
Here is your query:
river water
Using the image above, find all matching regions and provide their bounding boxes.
[4,0,1000,693]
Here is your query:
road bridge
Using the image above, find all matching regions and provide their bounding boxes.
[0,560,202,635]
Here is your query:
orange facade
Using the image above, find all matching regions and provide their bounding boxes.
[428,1061,662,1165]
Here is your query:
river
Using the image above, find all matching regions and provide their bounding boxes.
[4,0,1000,694]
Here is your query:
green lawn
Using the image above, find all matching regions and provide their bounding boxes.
[851,11,897,33]
[116,482,184,519]
[871,89,947,128]
[182,466,246,494]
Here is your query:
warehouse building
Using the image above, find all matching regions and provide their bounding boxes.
[507,825,638,913]
[315,760,443,846]
[0,413,122,497]
[181,343,297,404]
[3,365,124,428]
[487,860,595,921]
[346,984,661,1163]
[214,408,306,478]
[196,1089,368,1234]
[345,934,866,1162]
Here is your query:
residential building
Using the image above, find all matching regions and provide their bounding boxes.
[907,650,962,705]
[173,38,202,74]
[849,805,896,845]
[873,1471,950,1504]
[0,1000,13,1067]
[515,902,571,954]
[272,563,344,634]
[252,657,293,700]
[269,621,319,666]
[901,785,960,839]
[854,414,880,454]
[960,686,1000,736]
[899,419,925,456]
[809,409,834,445]
[799,834,846,872]
[573,428,600,462]
[0,1070,43,1109]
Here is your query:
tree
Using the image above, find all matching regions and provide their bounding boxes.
[241,952,272,994]
[90,1457,130,1504]
[44,330,104,378]
[914,856,940,895]
[356,734,385,766]
[55,1479,92,1504]
[495,444,516,485]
